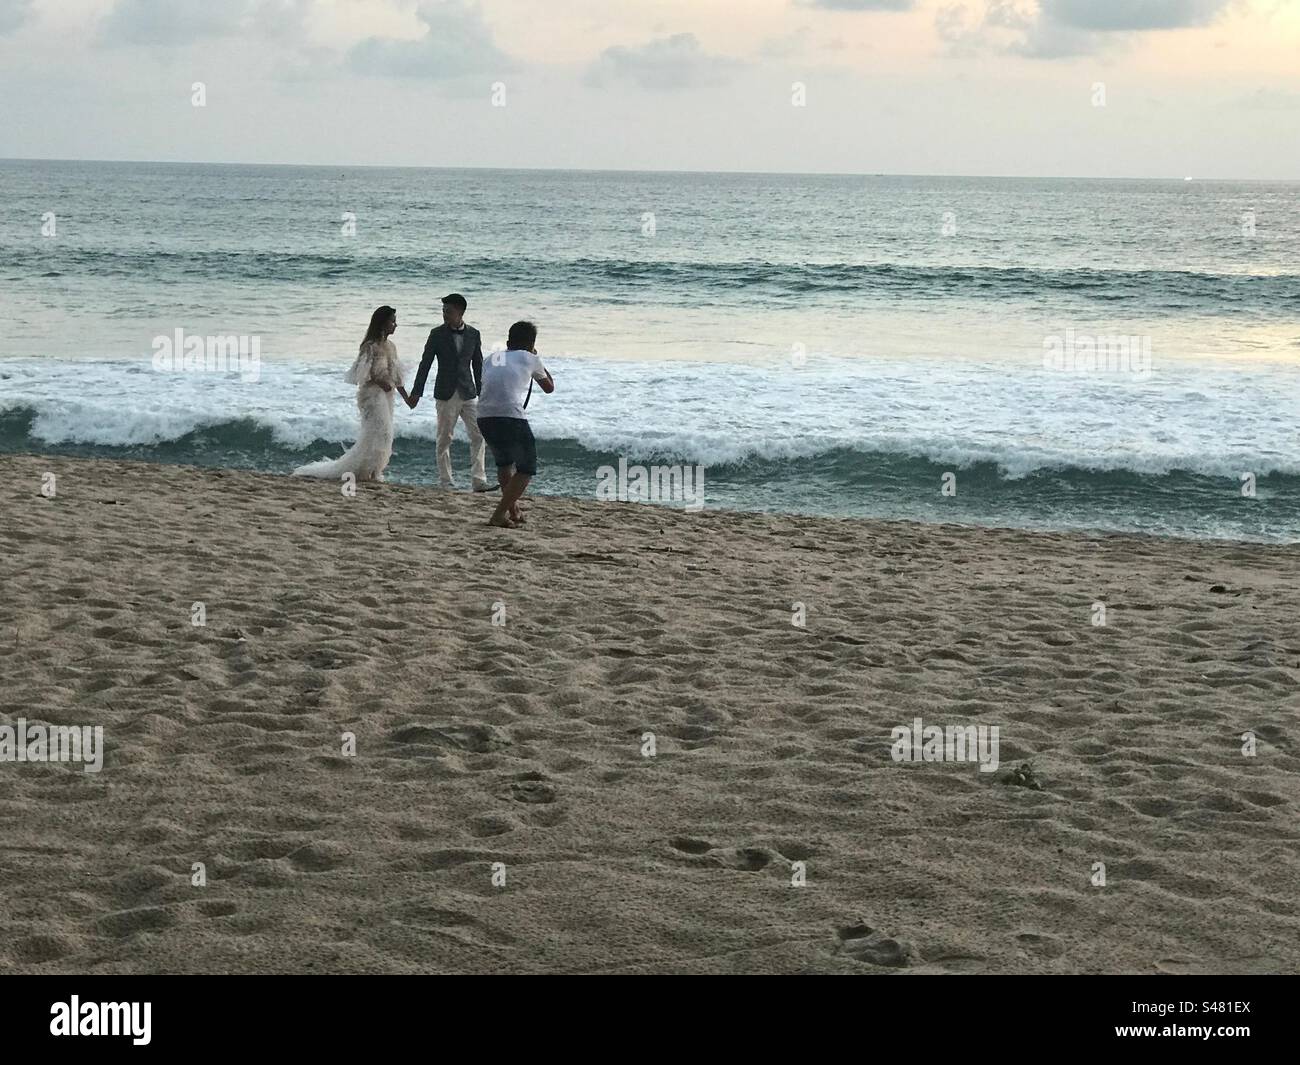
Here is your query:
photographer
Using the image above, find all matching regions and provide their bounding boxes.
[476,321,555,528]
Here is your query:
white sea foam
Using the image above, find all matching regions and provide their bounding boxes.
[2,353,1297,480]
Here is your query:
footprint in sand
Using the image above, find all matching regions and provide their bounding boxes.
[234,858,297,886]
[468,814,519,838]
[391,723,510,753]
[1241,790,1286,808]
[286,841,349,872]
[13,933,80,963]
[667,839,781,872]
[398,905,518,948]
[726,847,777,872]
[509,781,557,804]
[109,865,175,901]
[1016,932,1065,958]
[1154,957,1204,974]
[97,905,179,939]
[668,724,718,750]
[1131,796,1181,818]
[835,924,913,967]
[423,848,497,871]
[498,772,557,804]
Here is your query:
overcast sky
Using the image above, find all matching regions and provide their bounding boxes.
[1,0,1297,177]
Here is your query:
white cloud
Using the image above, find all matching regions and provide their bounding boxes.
[1236,87,1300,109]
[797,0,915,10]
[0,0,34,35]
[348,0,511,80]
[585,33,740,91]
[760,27,813,59]
[1043,0,1232,32]
[98,0,313,47]
[937,0,1233,59]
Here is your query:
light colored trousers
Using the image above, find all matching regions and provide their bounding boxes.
[435,394,487,487]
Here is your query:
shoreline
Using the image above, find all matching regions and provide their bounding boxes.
[3,448,1295,549]
[3,453,1298,974]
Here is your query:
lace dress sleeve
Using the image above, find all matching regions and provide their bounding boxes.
[343,343,373,385]
[370,341,403,390]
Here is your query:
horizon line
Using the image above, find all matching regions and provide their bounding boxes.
[1,155,1294,183]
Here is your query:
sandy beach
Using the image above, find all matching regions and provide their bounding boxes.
[1,452,1297,975]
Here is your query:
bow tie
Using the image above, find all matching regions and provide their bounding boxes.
[450,327,465,334]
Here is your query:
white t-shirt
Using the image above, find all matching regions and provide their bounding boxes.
[477,349,549,419]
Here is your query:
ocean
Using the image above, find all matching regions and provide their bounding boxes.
[2,158,1297,541]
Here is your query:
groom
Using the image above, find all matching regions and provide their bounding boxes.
[407,293,491,492]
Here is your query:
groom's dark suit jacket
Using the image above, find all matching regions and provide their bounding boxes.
[411,324,483,402]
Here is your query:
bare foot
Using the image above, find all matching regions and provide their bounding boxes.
[487,511,517,529]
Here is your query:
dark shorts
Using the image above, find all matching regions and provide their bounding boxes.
[478,417,538,476]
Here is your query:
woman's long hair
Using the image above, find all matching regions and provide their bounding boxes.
[361,305,396,351]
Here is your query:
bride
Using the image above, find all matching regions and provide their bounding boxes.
[294,305,410,482]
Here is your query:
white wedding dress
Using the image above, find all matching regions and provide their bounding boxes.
[294,339,405,482]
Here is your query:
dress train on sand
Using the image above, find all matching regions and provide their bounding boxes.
[294,340,405,482]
